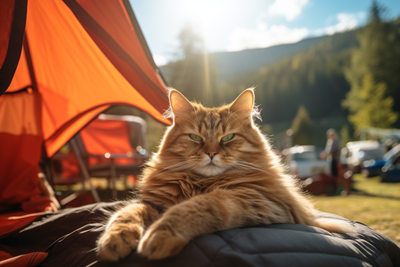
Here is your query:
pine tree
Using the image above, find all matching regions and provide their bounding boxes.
[343,74,398,130]
[344,0,400,125]
[291,106,313,145]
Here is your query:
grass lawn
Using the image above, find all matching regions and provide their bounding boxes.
[312,174,400,246]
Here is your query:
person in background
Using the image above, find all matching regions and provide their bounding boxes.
[320,128,340,178]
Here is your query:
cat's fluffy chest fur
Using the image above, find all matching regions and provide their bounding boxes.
[97,89,354,261]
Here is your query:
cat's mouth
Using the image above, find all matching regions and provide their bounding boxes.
[193,157,228,177]
[197,165,226,177]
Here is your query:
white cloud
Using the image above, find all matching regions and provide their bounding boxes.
[268,0,309,21]
[314,12,365,36]
[227,23,309,51]
[153,54,167,66]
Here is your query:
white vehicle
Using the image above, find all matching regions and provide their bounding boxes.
[340,141,384,173]
[283,145,330,179]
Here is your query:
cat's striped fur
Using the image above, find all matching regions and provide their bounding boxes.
[97,89,354,261]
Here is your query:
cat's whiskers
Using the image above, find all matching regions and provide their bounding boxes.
[160,154,210,173]
[235,159,272,176]
[161,161,198,173]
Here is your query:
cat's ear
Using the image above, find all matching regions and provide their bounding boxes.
[230,88,254,118]
[169,89,193,117]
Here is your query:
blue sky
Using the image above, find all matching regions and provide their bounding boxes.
[129,0,400,66]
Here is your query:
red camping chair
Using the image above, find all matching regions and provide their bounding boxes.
[301,163,354,196]
[68,114,149,199]
[50,142,98,207]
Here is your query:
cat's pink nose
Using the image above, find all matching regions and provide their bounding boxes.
[206,150,218,159]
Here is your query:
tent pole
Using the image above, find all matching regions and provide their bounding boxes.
[24,33,65,207]
[70,138,101,202]
[0,0,27,96]
[23,34,38,91]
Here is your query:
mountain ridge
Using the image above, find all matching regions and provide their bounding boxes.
[210,35,331,79]
[160,34,331,81]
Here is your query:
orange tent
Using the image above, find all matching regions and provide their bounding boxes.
[0,0,170,215]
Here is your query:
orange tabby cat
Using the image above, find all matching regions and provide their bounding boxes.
[97,88,354,261]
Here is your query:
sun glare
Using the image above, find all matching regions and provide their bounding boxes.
[180,0,232,45]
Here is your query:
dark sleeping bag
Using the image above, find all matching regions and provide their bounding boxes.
[0,201,399,267]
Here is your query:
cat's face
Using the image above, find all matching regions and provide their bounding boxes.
[160,89,263,177]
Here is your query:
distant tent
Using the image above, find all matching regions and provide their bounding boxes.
[0,0,170,214]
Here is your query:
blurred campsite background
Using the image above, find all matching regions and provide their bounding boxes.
[2,0,399,247]
[95,0,400,244]
[2,1,400,265]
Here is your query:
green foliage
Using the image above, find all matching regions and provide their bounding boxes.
[291,106,313,145]
[340,124,351,147]
[225,30,358,124]
[369,0,386,23]
[162,27,360,122]
[343,74,398,130]
[210,36,330,80]
[344,2,400,126]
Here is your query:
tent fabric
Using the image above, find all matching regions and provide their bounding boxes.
[45,105,112,158]
[0,92,56,213]
[65,0,169,113]
[2,0,170,158]
[5,44,31,94]
[0,0,27,96]
[0,0,170,217]
[0,202,399,267]
[0,211,44,239]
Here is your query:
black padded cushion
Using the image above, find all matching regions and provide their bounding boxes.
[0,202,399,267]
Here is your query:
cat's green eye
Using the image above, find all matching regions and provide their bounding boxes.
[189,134,203,141]
[221,134,235,142]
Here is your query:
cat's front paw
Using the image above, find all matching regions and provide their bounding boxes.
[137,222,187,260]
[97,222,143,261]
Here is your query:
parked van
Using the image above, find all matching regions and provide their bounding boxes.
[341,141,384,173]
[283,145,329,179]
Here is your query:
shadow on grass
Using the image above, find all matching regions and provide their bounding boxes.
[351,188,400,200]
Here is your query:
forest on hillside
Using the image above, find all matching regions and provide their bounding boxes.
[225,29,358,124]
[157,1,400,148]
